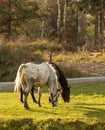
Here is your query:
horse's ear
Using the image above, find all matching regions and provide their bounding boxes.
[57,88,61,92]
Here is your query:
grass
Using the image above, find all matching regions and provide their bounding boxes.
[0,82,105,129]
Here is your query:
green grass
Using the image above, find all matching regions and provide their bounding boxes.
[0,82,105,129]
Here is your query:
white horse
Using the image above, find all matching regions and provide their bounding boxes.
[14,62,58,109]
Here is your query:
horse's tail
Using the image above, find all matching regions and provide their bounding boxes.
[14,64,26,92]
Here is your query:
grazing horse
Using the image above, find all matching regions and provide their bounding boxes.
[20,62,70,105]
[50,63,70,102]
[14,62,58,109]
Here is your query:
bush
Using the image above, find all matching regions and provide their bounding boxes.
[59,65,85,78]
[0,44,43,81]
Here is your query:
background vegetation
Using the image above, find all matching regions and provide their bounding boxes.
[1,39,105,81]
[0,0,105,47]
[0,0,105,81]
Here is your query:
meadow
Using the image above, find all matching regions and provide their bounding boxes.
[0,82,105,130]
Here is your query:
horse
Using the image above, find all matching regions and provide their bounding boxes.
[14,62,59,109]
[50,63,70,102]
[20,62,70,105]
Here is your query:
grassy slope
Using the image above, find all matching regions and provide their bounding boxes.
[0,82,105,129]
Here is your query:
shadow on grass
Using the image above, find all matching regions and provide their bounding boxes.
[77,105,105,119]
[0,118,105,130]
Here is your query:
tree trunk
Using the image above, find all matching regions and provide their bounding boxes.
[57,0,61,42]
[63,0,67,29]
[40,0,46,39]
[99,0,104,44]
[41,20,45,39]
[75,12,78,42]
[7,0,12,40]
[94,13,99,45]
[100,12,104,44]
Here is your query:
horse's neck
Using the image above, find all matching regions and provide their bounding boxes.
[51,63,68,90]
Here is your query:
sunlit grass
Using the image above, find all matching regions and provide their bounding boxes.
[1,82,105,129]
[0,82,105,122]
[52,52,105,63]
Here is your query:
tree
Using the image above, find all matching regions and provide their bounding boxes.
[99,0,104,44]
[0,0,39,40]
[57,0,61,42]
[63,0,67,29]
[80,0,105,45]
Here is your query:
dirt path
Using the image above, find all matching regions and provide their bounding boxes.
[1,76,105,91]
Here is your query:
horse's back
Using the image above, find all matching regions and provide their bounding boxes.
[37,62,57,85]
[37,62,50,85]
[22,62,57,86]
[25,62,49,85]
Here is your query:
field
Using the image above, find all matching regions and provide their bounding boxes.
[0,82,105,130]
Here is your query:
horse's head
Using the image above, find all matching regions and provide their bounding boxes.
[61,87,70,102]
[49,92,59,107]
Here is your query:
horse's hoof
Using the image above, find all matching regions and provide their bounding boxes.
[24,105,30,110]
[25,107,30,110]
[49,97,51,103]
[52,104,57,107]
[33,100,37,104]
[38,104,41,107]
[21,100,24,103]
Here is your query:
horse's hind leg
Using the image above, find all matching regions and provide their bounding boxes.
[20,86,24,103]
[31,87,37,103]
[24,82,32,109]
[38,87,42,107]
[49,96,51,103]
[24,92,29,109]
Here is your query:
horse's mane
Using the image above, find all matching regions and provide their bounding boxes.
[50,63,69,91]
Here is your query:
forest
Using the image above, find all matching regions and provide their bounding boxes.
[0,0,105,51]
[0,0,105,82]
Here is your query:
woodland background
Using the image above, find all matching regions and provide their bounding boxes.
[0,0,105,48]
[0,0,105,81]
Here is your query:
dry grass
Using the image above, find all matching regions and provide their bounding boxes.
[1,39,105,81]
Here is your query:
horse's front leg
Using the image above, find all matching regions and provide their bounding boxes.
[49,84,58,107]
[38,87,42,107]
[31,87,37,103]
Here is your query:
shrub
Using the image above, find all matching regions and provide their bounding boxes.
[59,65,86,78]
